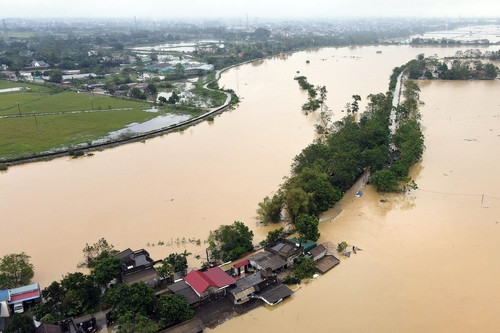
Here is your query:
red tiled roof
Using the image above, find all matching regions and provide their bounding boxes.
[185,267,236,295]
[233,260,250,269]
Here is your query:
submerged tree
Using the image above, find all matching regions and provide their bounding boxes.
[208,221,254,262]
[78,238,117,269]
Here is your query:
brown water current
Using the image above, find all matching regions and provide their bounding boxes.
[1,43,500,331]
[213,74,500,332]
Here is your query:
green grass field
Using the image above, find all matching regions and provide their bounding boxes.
[0,109,159,159]
[0,80,159,159]
[0,86,149,116]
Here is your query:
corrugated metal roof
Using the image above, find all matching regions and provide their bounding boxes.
[9,283,39,296]
[9,290,40,303]
[0,290,9,302]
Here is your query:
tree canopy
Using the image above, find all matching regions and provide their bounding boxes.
[5,314,36,333]
[79,238,117,269]
[295,214,321,242]
[32,272,101,321]
[105,282,155,320]
[157,294,194,329]
[0,253,34,290]
[208,221,254,262]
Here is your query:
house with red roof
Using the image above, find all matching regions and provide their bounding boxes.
[184,267,236,299]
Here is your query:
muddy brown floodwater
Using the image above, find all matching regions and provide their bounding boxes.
[212,75,500,333]
[1,43,499,331]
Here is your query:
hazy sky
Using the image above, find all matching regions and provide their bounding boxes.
[2,0,500,19]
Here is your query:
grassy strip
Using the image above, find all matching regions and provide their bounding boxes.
[191,80,227,107]
[0,109,158,159]
[0,90,149,115]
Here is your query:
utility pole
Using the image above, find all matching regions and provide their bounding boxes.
[33,112,38,130]
[90,97,94,110]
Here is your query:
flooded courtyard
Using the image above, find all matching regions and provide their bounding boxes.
[1,41,500,331]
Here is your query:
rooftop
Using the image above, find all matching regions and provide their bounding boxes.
[122,266,160,285]
[9,283,39,296]
[249,251,287,271]
[229,272,266,295]
[185,267,236,296]
[309,244,327,258]
[0,290,9,302]
[316,255,340,274]
[257,283,293,305]
[167,281,201,306]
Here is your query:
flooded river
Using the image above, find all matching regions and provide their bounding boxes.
[213,79,500,332]
[1,42,499,331]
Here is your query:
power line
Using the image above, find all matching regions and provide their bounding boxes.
[418,188,500,202]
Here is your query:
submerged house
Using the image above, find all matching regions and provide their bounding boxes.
[116,248,161,287]
[184,267,236,299]
[248,251,287,273]
[167,280,201,307]
[228,270,276,305]
[265,238,303,267]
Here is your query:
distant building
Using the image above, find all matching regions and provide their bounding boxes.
[26,60,50,70]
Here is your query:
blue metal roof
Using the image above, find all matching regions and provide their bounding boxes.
[0,290,9,302]
[8,283,39,296]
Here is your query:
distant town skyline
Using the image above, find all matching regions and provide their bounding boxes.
[2,0,500,20]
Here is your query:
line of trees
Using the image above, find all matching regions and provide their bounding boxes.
[257,90,394,227]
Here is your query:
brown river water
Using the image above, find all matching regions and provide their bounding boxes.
[1,44,499,332]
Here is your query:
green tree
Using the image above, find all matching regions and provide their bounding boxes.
[145,83,157,95]
[256,192,284,224]
[208,221,254,262]
[253,28,271,40]
[293,255,317,280]
[371,169,399,192]
[91,256,122,288]
[106,283,155,320]
[0,253,34,289]
[158,251,191,280]
[60,272,100,317]
[283,187,311,221]
[130,87,147,100]
[295,214,320,242]
[116,312,158,333]
[79,238,117,269]
[48,69,63,83]
[351,94,361,113]
[261,227,285,246]
[157,294,194,329]
[5,314,36,333]
[485,63,498,79]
